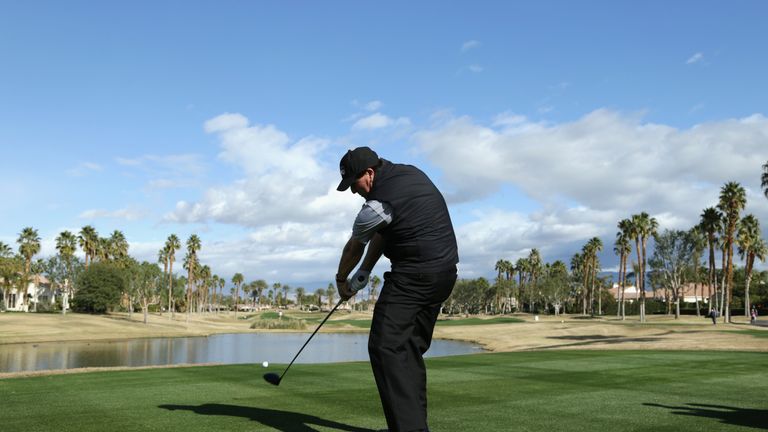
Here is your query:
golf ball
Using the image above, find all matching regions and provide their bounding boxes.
[262,361,269,368]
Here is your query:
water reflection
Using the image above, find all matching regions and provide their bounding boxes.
[0,333,483,373]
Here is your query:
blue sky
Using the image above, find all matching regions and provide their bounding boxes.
[1,1,767,288]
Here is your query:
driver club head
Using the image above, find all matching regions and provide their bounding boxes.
[263,372,282,386]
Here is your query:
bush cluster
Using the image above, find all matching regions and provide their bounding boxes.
[250,316,307,330]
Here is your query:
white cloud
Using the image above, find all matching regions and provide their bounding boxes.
[353,113,393,130]
[364,100,383,111]
[116,153,206,190]
[492,111,528,128]
[79,208,146,221]
[468,64,484,73]
[352,113,411,131]
[687,52,704,64]
[414,109,768,268]
[204,112,249,132]
[66,162,103,177]
[461,40,480,52]
[166,113,361,229]
[157,110,768,283]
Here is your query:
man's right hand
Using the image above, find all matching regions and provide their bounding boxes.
[348,269,370,293]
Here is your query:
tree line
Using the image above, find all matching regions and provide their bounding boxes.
[446,171,768,323]
[0,227,373,321]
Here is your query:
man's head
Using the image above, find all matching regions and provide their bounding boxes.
[336,147,380,197]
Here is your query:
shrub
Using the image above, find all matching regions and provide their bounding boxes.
[71,262,125,314]
[250,317,307,330]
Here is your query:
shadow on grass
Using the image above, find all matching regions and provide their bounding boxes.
[537,334,661,348]
[160,403,375,432]
[644,402,768,430]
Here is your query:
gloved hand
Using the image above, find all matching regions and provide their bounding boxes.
[337,280,356,301]
[348,269,370,293]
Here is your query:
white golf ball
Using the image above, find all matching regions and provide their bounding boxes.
[262,361,269,368]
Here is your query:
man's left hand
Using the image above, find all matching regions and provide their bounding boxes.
[337,280,356,301]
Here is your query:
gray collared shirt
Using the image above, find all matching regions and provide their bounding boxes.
[352,200,393,243]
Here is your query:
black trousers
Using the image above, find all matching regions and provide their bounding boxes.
[368,268,457,432]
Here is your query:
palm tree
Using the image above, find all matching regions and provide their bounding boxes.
[77,225,98,268]
[687,226,707,317]
[95,237,107,261]
[232,273,244,318]
[210,275,220,313]
[242,282,252,312]
[17,227,41,310]
[370,275,381,302]
[281,284,290,307]
[165,234,181,318]
[326,283,336,308]
[315,288,324,307]
[158,246,169,315]
[218,276,226,312]
[699,207,722,308]
[584,238,603,315]
[0,242,12,258]
[198,265,211,313]
[718,182,746,322]
[495,259,506,281]
[527,249,542,313]
[569,252,585,314]
[629,212,658,322]
[737,214,765,316]
[108,230,129,265]
[762,160,768,199]
[55,231,78,314]
[296,286,305,309]
[515,258,529,311]
[253,279,267,308]
[185,234,202,322]
[614,229,631,320]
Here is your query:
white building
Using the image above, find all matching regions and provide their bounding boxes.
[609,282,713,304]
[1,275,57,312]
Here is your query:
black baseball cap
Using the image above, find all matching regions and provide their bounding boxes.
[336,146,380,191]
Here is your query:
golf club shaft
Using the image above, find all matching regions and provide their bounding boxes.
[278,298,345,381]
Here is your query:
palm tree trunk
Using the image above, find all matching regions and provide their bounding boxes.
[707,236,716,309]
[620,255,628,321]
[617,253,623,318]
[744,254,754,317]
[168,260,174,320]
[589,260,596,316]
[694,282,700,317]
[726,239,734,323]
[634,239,643,323]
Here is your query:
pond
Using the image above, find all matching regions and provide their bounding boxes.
[0,333,484,373]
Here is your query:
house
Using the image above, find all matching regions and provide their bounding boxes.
[657,283,715,303]
[608,284,643,302]
[1,275,57,312]
[608,282,714,304]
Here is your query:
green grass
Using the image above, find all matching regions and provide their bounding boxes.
[250,312,308,330]
[2,350,766,431]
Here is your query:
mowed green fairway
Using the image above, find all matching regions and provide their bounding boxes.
[1,350,765,432]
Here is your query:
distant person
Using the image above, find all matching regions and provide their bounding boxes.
[709,308,718,325]
[334,146,459,432]
[750,307,757,324]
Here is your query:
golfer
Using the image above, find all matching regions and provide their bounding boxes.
[335,147,459,432]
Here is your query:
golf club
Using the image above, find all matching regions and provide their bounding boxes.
[263,297,345,386]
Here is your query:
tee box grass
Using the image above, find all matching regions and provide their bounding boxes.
[1,350,766,431]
